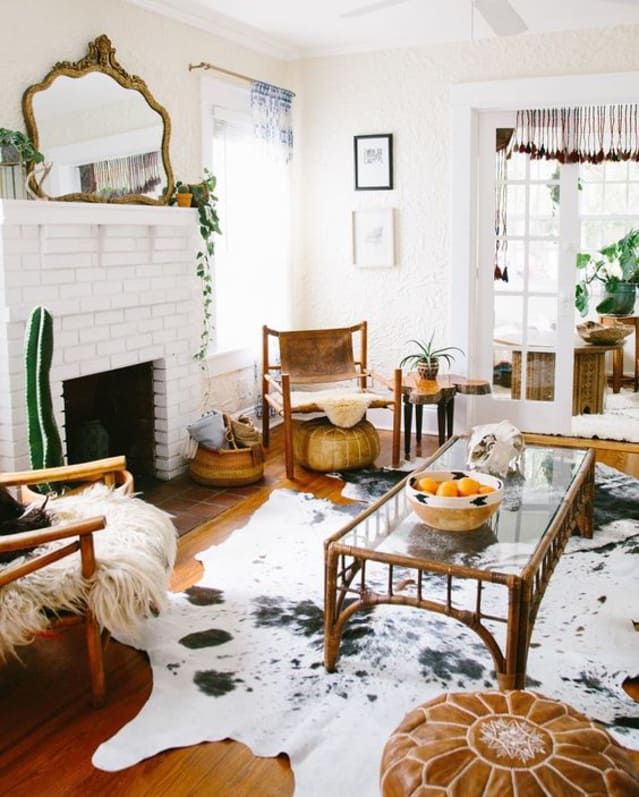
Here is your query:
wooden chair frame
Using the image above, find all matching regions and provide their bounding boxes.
[262,322,402,479]
[0,456,134,707]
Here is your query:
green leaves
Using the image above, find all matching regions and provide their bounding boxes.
[575,227,639,315]
[575,282,589,316]
[399,333,464,370]
[0,128,44,164]
[576,253,591,269]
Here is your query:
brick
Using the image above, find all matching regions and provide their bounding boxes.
[97,339,126,357]
[43,252,95,269]
[63,314,90,331]
[111,352,140,369]
[74,268,107,283]
[153,329,178,345]
[44,224,97,238]
[42,269,75,284]
[80,296,112,312]
[79,326,110,344]
[138,318,163,333]
[64,343,96,363]
[138,345,163,361]
[95,309,124,325]
[80,357,111,376]
[102,252,151,267]
[152,303,176,318]
[45,238,97,254]
[64,283,93,299]
[23,285,59,303]
[5,239,40,255]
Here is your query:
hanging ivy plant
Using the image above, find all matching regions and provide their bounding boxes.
[171,169,221,362]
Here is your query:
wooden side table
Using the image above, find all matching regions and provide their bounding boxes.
[401,373,490,455]
[599,314,639,393]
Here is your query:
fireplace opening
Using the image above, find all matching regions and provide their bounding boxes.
[63,362,155,482]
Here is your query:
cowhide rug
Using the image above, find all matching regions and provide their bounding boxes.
[92,464,639,796]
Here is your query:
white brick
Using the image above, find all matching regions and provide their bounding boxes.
[53,363,81,381]
[139,345,163,361]
[79,326,110,344]
[102,252,149,267]
[95,309,124,325]
[21,254,41,270]
[44,224,97,238]
[153,329,178,345]
[103,224,149,238]
[63,314,90,331]
[154,237,188,251]
[164,314,189,330]
[152,303,175,318]
[43,252,95,269]
[111,352,139,369]
[97,339,126,357]
[80,357,111,376]
[110,293,139,308]
[23,285,58,303]
[64,343,96,363]
[75,268,107,283]
[102,238,139,252]
[42,269,75,284]
[124,307,152,322]
[123,278,151,293]
[80,296,111,312]
[45,238,97,254]
[64,282,93,299]
[138,319,163,333]
[57,330,80,348]
[6,270,40,287]
[109,322,137,339]
[126,333,153,351]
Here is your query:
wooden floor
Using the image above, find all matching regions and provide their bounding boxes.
[1,429,637,796]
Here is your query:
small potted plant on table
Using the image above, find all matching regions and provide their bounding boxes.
[399,332,463,380]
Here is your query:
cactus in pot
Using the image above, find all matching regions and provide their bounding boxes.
[24,306,64,477]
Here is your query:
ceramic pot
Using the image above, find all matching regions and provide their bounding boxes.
[176,192,192,208]
[600,281,636,315]
[417,359,439,380]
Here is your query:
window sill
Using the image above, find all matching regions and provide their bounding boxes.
[206,346,255,377]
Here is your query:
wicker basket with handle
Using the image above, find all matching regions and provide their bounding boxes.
[188,414,264,487]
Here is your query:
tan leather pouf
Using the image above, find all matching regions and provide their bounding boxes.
[293,417,380,472]
[380,690,639,797]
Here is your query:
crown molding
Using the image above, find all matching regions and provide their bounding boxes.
[127,0,301,61]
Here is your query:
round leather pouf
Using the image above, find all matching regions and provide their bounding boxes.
[380,690,639,797]
[293,417,380,472]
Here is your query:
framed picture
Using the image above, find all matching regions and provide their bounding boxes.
[354,134,393,190]
[352,208,395,268]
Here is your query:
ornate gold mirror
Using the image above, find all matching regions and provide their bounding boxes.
[22,35,174,204]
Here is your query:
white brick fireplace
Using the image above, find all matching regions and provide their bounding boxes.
[0,199,201,479]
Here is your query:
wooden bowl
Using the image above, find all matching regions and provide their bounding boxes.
[577,321,632,345]
[406,470,503,532]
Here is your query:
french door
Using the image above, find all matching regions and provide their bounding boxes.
[471,112,579,434]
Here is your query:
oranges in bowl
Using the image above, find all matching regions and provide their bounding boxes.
[406,470,503,532]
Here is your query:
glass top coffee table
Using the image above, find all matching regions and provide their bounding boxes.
[323,436,595,689]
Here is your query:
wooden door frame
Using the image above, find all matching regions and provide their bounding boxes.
[449,70,639,432]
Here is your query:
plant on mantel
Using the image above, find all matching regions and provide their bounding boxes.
[0,128,44,165]
[171,169,222,363]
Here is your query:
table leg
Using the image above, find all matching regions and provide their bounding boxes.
[323,549,341,673]
[437,402,446,446]
[403,398,413,459]
[612,347,623,394]
[415,405,423,449]
[445,397,455,440]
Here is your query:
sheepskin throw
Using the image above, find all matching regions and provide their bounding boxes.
[289,390,377,428]
[0,484,177,660]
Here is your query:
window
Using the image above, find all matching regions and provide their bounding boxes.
[203,79,291,370]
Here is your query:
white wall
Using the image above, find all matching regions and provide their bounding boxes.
[295,24,639,376]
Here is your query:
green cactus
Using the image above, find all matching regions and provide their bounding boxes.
[24,306,64,476]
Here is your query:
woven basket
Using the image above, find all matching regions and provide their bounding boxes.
[189,443,264,487]
[293,417,380,472]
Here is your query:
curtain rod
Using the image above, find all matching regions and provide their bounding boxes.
[188,62,295,96]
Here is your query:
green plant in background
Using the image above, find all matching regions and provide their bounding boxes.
[0,128,44,164]
[24,307,64,483]
[575,228,639,316]
[399,332,464,375]
[171,170,221,362]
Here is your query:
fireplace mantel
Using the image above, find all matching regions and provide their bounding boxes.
[0,198,201,479]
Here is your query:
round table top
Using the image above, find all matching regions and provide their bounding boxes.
[402,373,491,404]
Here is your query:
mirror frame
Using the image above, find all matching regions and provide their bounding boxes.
[22,34,174,205]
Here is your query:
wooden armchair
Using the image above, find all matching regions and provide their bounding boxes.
[0,456,133,707]
[262,322,402,479]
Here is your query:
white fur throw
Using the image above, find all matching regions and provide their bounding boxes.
[290,390,376,428]
[0,484,177,661]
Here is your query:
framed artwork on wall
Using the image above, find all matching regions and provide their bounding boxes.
[354,134,393,190]
[352,208,395,268]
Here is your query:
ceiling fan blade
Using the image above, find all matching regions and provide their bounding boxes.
[474,0,527,36]
[341,0,410,19]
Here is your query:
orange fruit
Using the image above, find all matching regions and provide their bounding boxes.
[417,476,439,494]
[436,480,460,498]
[457,477,481,497]
[478,485,496,494]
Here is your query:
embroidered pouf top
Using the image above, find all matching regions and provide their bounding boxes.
[380,690,639,796]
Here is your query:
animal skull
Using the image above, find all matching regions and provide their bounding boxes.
[467,421,524,477]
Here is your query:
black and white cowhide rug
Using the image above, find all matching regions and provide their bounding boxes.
[93,464,639,795]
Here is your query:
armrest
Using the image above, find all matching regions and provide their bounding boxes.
[0,516,107,554]
[369,370,397,391]
[0,457,128,488]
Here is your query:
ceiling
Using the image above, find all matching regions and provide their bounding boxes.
[129,0,639,59]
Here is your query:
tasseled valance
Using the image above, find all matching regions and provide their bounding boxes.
[510,105,639,164]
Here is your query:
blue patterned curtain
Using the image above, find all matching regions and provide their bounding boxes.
[250,81,295,163]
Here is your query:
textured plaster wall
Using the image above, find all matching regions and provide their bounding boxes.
[0,0,288,416]
[296,25,639,376]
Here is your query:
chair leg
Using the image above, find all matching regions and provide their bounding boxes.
[392,368,402,468]
[262,386,270,448]
[85,609,106,708]
[282,373,295,479]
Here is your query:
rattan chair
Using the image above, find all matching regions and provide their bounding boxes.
[0,456,133,707]
[262,322,402,479]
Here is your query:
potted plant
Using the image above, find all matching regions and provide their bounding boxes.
[175,182,193,208]
[576,229,639,316]
[171,170,221,361]
[0,128,44,165]
[399,332,464,380]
